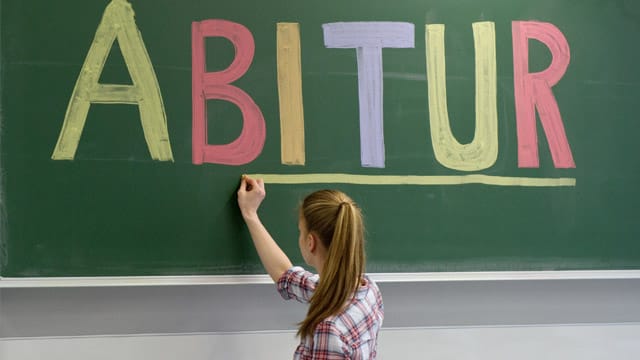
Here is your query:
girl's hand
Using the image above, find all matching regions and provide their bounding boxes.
[237,175,266,220]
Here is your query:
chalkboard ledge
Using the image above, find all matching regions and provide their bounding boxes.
[2,270,640,288]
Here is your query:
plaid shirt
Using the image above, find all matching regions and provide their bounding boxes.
[277,266,384,359]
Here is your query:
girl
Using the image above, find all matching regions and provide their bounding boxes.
[237,175,384,359]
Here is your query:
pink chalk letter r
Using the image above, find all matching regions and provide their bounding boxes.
[512,21,575,168]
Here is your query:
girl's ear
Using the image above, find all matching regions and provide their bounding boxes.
[308,232,318,253]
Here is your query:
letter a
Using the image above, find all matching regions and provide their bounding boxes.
[52,0,173,161]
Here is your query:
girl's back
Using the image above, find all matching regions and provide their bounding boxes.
[278,266,384,359]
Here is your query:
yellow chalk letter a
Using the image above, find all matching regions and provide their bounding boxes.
[52,0,173,161]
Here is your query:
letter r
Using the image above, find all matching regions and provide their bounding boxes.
[512,21,575,168]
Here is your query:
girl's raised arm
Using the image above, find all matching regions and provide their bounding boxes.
[237,176,293,282]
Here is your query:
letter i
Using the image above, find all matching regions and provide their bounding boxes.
[277,23,305,165]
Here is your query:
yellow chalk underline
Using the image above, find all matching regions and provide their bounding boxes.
[249,174,576,187]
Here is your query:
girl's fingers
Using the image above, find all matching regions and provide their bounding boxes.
[238,177,247,193]
[245,177,258,191]
[238,175,264,195]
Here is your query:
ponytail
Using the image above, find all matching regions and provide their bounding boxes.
[297,190,365,339]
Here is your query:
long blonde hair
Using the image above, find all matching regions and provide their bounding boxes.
[298,190,365,339]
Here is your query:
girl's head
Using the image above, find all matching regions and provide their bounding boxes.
[297,189,366,338]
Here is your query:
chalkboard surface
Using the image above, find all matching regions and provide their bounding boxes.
[1,0,639,277]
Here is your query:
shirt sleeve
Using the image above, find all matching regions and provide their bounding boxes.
[276,266,318,303]
[309,321,350,359]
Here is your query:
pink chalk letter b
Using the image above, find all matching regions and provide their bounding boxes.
[512,21,575,168]
[192,20,266,165]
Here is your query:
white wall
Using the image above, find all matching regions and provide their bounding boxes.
[2,325,640,359]
[1,278,640,359]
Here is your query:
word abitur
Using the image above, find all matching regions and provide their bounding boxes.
[52,0,576,177]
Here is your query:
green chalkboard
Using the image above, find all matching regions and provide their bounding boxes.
[1,0,639,277]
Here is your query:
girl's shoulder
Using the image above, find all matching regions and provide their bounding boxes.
[358,275,382,300]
